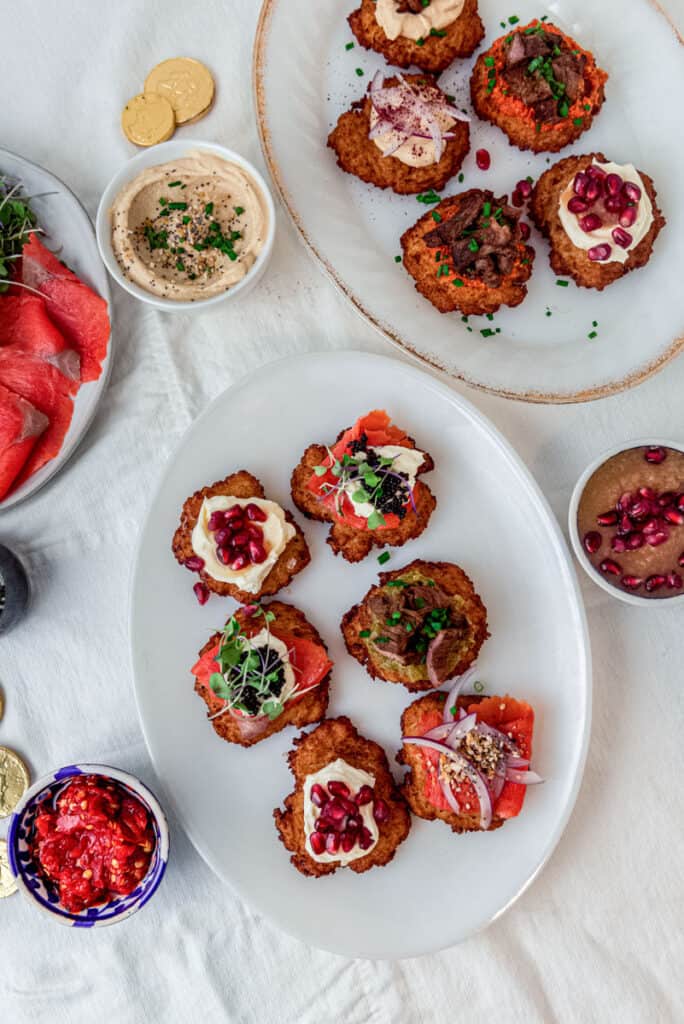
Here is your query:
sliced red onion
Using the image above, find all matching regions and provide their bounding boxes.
[421,723,454,742]
[446,712,478,747]
[505,754,530,769]
[368,73,468,162]
[505,768,544,785]
[403,736,455,757]
[476,720,520,754]
[491,768,506,802]
[440,777,462,816]
[441,668,479,723]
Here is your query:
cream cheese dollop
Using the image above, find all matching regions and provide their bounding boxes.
[303,759,379,866]
[343,444,425,519]
[369,105,455,167]
[558,161,653,266]
[191,495,294,593]
[375,0,465,42]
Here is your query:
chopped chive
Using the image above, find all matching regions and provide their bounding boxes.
[592,320,598,327]
[468,238,479,252]
[394,254,402,263]
[431,211,442,223]
[485,313,494,321]
[205,202,214,216]
[573,117,584,127]
[167,201,188,211]
[416,36,425,46]
[176,259,185,271]
[445,93,455,103]
[355,67,364,76]
[480,328,495,338]
[508,15,519,25]
[458,172,464,183]
[167,180,182,187]
[526,175,533,184]
[474,680,484,693]
[417,190,441,204]
[545,309,552,317]
[484,56,495,67]
[483,201,491,216]
[345,41,354,50]
[378,552,390,565]
[588,331,597,340]
[583,103,591,111]
[453,278,463,287]
[429,28,446,38]
[461,315,469,323]
[556,279,569,287]
[182,215,191,224]
[234,206,245,216]
[359,629,371,638]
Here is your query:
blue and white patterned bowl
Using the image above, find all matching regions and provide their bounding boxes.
[7,763,169,927]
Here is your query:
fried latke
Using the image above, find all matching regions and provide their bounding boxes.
[327,75,469,195]
[529,152,666,290]
[342,559,489,692]
[172,470,310,602]
[349,0,484,74]
[274,716,411,877]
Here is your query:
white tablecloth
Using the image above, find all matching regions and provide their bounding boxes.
[2,2,683,1021]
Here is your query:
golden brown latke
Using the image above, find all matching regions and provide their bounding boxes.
[529,153,666,290]
[274,716,411,877]
[172,470,310,602]
[193,601,331,748]
[327,75,469,195]
[401,192,535,315]
[349,0,484,74]
[398,692,507,833]
[290,433,436,563]
[470,22,607,154]
[342,559,489,692]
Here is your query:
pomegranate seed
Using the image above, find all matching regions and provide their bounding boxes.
[338,798,358,817]
[604,195,623,214]
[519,221,530,240]
[600,558,622,577]
[475,148,490,170]
[645,574,667,593]
[619,206,637,228]
[373,799,390,823]
[324,799,346,822]
[627,533,645,550]
[315,818,334,833]
[583,531,602,554]
[622,181,641,202]
[230,553,250,570]
[663,509,684,526]
[612,227,632,249]
[246,524,263,540]
[245,503,268,522]
[327,780,350,799]
[184,555,205,572]
[617,492,635,512]
[516,178,533,198]
[248,541,267,564]
[658,492,676,508]
[642,517,660,535]
[667,572,683,589]
[242,604,258,616]
[586,164,606,181]
[612,537,627,553]
[645,446,666,464]
[646,530,669,547]
[628,499,650,521]
[310,784,327,808]
[355,785,374,806]
[621,575,643,590]
[605,173,623,196]
[588,244,612,262]
[679,552,684,567]
[224,505,243,521]
[580,213,603,233]
[358,827,374,851]
[617,514,633,536]
[573,171,589,196]
[567,196,588,214]
[511,188,524,207]
[346,816,360,832]
[586,180,604,204]
[639,487,657,500]
[597,510,618,526]
[325,832,341,855]
[208,510,226,532]
[193,582,209,605]
[341,832,356,853]
[309,831,326,855]
[677,495,684,513]
[213,527,230,547]
[217,546,232,565]
[232,530,249,548]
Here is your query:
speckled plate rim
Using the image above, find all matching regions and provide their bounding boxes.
[252,0,684,405]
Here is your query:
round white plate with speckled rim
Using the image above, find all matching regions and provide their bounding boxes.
[253,0,684,403]
[130,351,591,958]
[0,148,112,510]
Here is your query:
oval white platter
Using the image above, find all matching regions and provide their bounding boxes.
[254,0,684,403]
[130,351,591,958]
[0,148,112,510]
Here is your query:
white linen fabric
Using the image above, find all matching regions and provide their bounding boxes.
[1,2,683,1022]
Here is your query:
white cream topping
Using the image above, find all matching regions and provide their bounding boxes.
[369,105,455,168]
[558,161,653,266]
[303,759,379,866]
[342,444,425,519]
[375,0,465,42]
[191,495,295,593]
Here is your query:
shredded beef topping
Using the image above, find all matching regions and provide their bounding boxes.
[501,26,587,123]
[423,189,524,288]
[396,0,430,12]
[365,580,468,667]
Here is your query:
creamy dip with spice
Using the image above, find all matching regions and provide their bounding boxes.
[559,161,653,266]
[375,0,464,42]
[110,151,268,301]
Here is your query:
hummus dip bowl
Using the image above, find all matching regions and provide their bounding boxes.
[96,141,276,312]
[569,438,684,608]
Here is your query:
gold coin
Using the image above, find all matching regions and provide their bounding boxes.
[0,746,29,818]
[0,839,17,898]
[145,58,215,125]
[121,92,176,147]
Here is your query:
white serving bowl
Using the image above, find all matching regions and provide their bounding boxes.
[96,140,275,312]
[568,438,684,608]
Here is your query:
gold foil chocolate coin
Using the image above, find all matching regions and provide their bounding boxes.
[0,840,17,898]
[0,746,29,818]
[144,58,215,125]
[121,92,176,147]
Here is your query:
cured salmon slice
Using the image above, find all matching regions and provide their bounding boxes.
[0,294,80,391]
[0,383,49,498]
[0,348,74,486]
[21,235,110,383]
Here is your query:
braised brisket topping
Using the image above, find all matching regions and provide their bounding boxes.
[365,580,468,669]
[502,26,587,123]
[396,0,430,12]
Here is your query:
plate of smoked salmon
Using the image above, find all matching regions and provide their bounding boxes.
[0,148,112,508]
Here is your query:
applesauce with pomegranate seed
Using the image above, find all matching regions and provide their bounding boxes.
[577,445,684,599]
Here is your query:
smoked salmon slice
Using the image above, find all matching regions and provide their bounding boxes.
[0,383,49,498]
[0,294,80,391]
